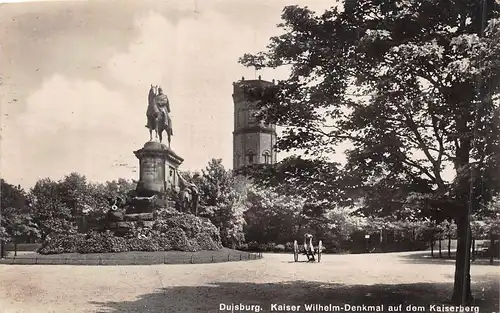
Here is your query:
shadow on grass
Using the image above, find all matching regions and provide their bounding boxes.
[401,251,499,266]
[91,278,499,313]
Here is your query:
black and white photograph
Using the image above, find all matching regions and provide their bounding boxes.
[0,0,499,312]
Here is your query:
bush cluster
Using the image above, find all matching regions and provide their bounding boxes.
[78,232,128,253]
[38,210,223,254]
[38,233,86,254]
[236,241,327,253]
[234,240,427,254]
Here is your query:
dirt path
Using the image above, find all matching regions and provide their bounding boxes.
[0,251,497,313]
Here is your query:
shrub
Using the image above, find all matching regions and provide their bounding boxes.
[77,231,128,254]
[274,244,285,253]
[163,227,191,251]
[267,242,277,251]
[127,237,160,252]
[258,243,268,251]
[236,243,249,251]
[194,231,221,250]
[38,211,223,254]
[247,241,259,251]
[284,242,294,252]
[38,233,85,254]
[156,236,173,250]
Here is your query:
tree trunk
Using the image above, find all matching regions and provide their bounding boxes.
[489,236,494,265]
[431,240,434,257]
[14,240,17,257]
[450,121,474,305]
[451,213,473,305]
[439,238,442,258]
[0,240,4,258]
[448,236,452,258]
[471,239,476,262]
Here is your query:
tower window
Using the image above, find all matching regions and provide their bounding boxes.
[246,150,255,164]
[263,151,271,164]
[248,109,258,125]
[235,152,241,168]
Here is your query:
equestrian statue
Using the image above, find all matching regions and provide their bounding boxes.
[176,169,200,216]
[146,85,173,147]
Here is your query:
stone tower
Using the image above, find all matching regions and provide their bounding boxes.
[232,76,277,170]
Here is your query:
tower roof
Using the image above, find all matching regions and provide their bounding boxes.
[232,76,275,99]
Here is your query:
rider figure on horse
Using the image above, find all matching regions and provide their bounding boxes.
[146,86,171,130]
[155,87,170,128]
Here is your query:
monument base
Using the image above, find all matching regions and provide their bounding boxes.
[102,141,185,235]
[123,195,175,214]
[134,141,184,199]
[106,212,155,236]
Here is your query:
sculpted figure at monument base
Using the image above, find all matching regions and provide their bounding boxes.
[175,169,200,216]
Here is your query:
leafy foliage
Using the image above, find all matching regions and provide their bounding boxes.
[38,233,85,254]
[29,177,77,240]
[196,159,249,247]
[1,179,28,212]
[0,180,39,244]
[239,1,500,302]
[27,173,136,241]
[239,1,500,211]
[471,196,500,238]
[244,186,304,244]
[39,208,222,254]
[1,209,40,244]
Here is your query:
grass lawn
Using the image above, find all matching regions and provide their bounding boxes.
[404,250,500,266]
[0,248,261,265]
[0,251,497,313]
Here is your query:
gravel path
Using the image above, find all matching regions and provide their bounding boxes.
[0,251,498,313]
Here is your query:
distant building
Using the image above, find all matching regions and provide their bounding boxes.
[232,76,277,170]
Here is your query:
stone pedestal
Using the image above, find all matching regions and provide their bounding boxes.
[104,141,184,235]
[106,212,156,236]
[164,146,184,193]
[133,141,183,197]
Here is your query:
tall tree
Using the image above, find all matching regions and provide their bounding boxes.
[194,159,250,246]
[0,180,32,256]
[471,196,500,264]
[1,180,28,212]
[244,186,305,244]
[29,178,76,241]
[239,0,499,304]
[1,208,40,256]
[199,159,233,207]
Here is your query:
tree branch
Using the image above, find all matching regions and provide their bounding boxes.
[399,153,437,182]
[392,98,446,189]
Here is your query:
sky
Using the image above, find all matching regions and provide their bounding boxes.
[0,0,336,189]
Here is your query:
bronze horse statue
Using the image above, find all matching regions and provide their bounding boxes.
[146,85,173,146]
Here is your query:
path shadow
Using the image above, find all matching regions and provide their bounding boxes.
[401,251,500,266]
[91,278,499,313]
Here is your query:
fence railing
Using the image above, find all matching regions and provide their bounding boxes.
[0,252,264,266]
